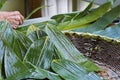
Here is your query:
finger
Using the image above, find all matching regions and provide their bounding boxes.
[12,24,18,29]
[7,15,22,24]
[13,15,24,24]
[9,11,24,24]
[9,11,21,16]
[18,15,24,24]
[13,15,23,24]
[6,18,20,26]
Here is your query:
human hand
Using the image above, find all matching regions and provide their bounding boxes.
[0,11,24,29]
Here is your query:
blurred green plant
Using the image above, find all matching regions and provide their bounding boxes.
[0,0,7,9]
[25,5,49,20]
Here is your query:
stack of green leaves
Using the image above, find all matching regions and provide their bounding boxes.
[0,21,103,80]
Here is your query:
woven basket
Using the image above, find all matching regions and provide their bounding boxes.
[65,32,120,80]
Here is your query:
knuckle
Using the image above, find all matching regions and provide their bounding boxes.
[14,11,20,14]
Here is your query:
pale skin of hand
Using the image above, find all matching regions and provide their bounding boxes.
[0,11,24,29]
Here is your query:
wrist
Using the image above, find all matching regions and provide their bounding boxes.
[0,11,9,21]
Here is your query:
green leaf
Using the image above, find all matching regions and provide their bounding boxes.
[51,59,103,80]
[18,19,57,32]
[0,0,7,9]
[0,41,4,80]
[46,25,85,62]
[36,68,61,80]
[25,62,62,80]
[27,25,47,42]
[0,21,36,79]
[0,22,6,79]
[26,24,39,35]
[107,0,116,5]
[94,23,120,40]
[0,21,32,60]
[24,37,46,66]
[56,2,111,30]
[6,62,61,80]
[24,37,55,70]
[73,3,120,33]
[51,0,93,23]
[28,30,47,42]
[5,69,34,80]
[45,25,101,71]
[4,46,29,79]
[25,5,48,19]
